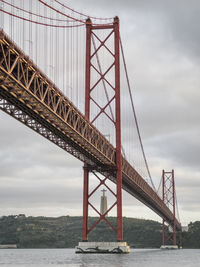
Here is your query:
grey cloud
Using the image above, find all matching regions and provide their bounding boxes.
[0,0,200,224]
[146,130,200,171]
[0,182,83,205]
[76,0,200,61]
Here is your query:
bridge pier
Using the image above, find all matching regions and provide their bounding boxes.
[160,245,178,250]
[75,242,130,254]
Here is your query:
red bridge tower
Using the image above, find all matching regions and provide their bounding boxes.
[82,16,123,243]
[161,170,182,248]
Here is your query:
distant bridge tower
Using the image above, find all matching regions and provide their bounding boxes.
[100,189,108,216]
[161,170,181,248]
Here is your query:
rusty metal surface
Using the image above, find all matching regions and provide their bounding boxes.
[0,29,181,230]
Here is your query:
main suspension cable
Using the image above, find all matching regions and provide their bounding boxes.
[0,0,74,22]
[175,190,181,223]
[0,8,84,27]
[39,0,85,24]
[40,0,113,26]
[120,36,156,191]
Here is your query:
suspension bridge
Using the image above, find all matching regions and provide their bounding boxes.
[0,0,181,253]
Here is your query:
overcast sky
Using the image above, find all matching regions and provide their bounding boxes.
[0,0,200,226]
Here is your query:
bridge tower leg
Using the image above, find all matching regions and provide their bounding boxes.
[81,16,125,246]
[161,170,179,249]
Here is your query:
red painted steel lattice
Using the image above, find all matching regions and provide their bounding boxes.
[82,17,123,241]
[162,170,177,246]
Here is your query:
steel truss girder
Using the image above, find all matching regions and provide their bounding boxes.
[0,96,94,165]
[0,29,181,231]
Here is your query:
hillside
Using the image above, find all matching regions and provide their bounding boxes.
[0,215,199,248]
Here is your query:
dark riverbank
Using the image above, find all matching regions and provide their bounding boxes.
[0,215,199,248]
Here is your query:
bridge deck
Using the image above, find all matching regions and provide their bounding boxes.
[0,29,181,230]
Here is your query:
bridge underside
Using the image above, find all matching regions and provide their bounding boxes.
[0,29,181,231]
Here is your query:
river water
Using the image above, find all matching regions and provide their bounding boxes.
[0,248,199,267]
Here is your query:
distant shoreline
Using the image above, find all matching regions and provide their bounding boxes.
[0,215,199,249]
[0,244,17,249]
